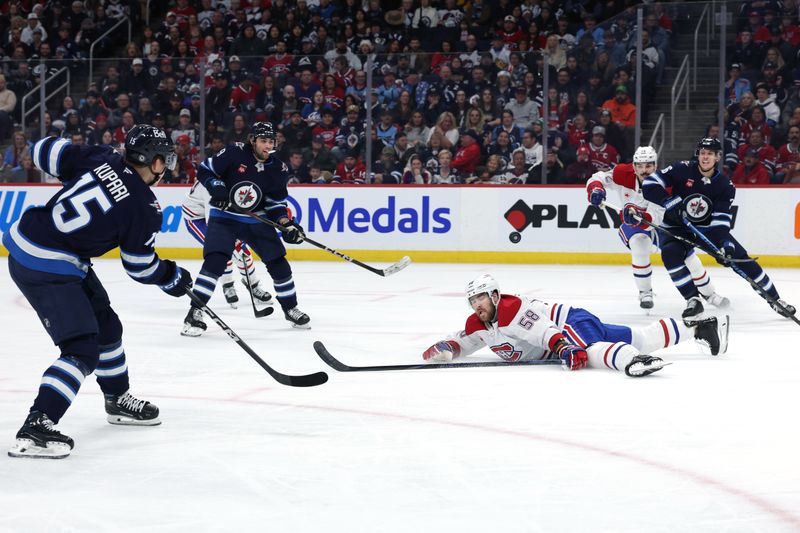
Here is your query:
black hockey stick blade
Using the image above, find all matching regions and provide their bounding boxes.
[241,259,275,319]
[185,289,328,386]
[253,306,274,318]
[313,341,560,372]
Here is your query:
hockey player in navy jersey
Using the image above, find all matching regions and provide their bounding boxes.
[422,274,730,377]
[642,137,796,320]
[3,125,193,459]
[182,121,310,336]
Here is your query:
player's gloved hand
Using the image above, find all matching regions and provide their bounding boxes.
[158,260,193,297]
[662,195,684,226]
[554,338,588,371]
[587,184,606,206]
[422,340,461,362]
[280,219,306,244]
[622,203,652,229]
[717,240,736,264]
[207,179,229,210]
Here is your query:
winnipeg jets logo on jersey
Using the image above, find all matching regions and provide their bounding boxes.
[684,193,712,223]
[255,162,264,172]
[491,342,522,362]
[231,181,262,211]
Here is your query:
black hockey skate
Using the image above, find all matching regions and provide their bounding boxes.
[702,291,730,308]
[222,282,239,309]
[639,290,654,309]
[105,391,161,426]
[181,306,207,337]
[8,411,74,459]
[682,296,705,323]
[771,298,797,318]
[688,315,729,356]
[241,278,273,305]
[624,355,668,377]
[284,306,311,329]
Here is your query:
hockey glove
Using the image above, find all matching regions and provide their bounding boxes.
[422,340,461,362]
[280,219,306,244]
[662,195,684,226]
[553,338,588,371]
[622,203,652,229]
[207,179,229,210]
[158,260,193,297]
[716,240,736,264]
[587,184,607,206]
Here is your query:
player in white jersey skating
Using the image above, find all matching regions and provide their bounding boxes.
[182,180,272,308]
[586,145,730,310]
[422,274,729,377]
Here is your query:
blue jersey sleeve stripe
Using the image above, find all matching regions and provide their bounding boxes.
[120,250,156,265]
[49,138,70,177]
[643,174,665,188]
[125,261,161,280]
[33,137,55,174]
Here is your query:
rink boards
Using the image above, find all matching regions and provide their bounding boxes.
[1,184,798,267]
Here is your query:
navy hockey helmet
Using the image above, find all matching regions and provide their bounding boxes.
[250,121,276,140]
[695,137,722,156]
[125,124,175,168]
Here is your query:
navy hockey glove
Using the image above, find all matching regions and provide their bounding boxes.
[553,337,588,371]
[280,219,306,244]
[716,240,736,264]
[587,184,606,206]
[662,195,684,226]
[207,179,229,210]
[158,260,193,297]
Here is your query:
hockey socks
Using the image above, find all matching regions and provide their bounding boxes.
[31,355,89,424]
[95,340,130,396]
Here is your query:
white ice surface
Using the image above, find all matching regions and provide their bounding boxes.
[1,258,799,533]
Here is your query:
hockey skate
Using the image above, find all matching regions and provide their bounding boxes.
[702,292,730,308]
[222,282,239,309]
[181,307,207,337]
[771,298,797,318]
[688,315,729,356]
[624,355,668,377]
[8,411,74,459]
[105,391,161,426]
[284,306,311,329]
[682,296,705,323]
[241,279,274,306]
[639,290,654,309]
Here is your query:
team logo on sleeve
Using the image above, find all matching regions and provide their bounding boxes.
[231,181,262,211]
[683,193,712,223]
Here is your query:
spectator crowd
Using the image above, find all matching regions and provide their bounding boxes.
[1,0,796,185]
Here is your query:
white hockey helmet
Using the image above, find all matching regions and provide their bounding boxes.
[633,145,658,165]
[465,274,500,308]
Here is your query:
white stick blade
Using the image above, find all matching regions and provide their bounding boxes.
[382,256,411,276]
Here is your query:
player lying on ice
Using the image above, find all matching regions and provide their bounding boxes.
[422,274,729,377]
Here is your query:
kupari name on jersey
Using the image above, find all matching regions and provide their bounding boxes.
[94,162,130,202]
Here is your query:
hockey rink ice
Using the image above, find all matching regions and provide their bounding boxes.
[1,257,799,533]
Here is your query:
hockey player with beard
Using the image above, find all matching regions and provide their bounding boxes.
[422,275,729,377]
[3,125,192,458]
[182,180,272,309]
[182,122,311,336]
[642,137,796,319]
[587,145,730,311]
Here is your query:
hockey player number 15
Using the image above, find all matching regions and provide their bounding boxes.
[52,174,113,234]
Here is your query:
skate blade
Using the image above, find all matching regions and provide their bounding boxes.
[107,415,162,426]
[628,361,672,377]
[290,322,312,330]
[8,439,71,459]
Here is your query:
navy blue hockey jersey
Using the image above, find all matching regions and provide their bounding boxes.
[197,142,290,225]
[1,137,171,284]
[642,160,735,241]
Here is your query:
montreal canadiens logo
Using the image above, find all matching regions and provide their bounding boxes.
[491,342,522,362]
[231,181,262,211]
[683,193,712,223]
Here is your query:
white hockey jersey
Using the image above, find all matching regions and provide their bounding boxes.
[182,180,210,221]
[445,294,571,362]
[586,163,664,225]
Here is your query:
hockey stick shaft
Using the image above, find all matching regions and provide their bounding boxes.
[239,210,410,277]
[184,289,328,386]
[313,341,560,372]
[682,220,800,325]
[238,246,273,318]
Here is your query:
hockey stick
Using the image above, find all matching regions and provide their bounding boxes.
[602,201,754,263]
[681,219,800,325]
[239,210,412,277]
[184,289,328,387]
[313,341,561,372]
[239,246,274,318]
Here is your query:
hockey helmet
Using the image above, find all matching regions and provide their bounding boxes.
[695,137,722,156]
[250,121,276,140]
[125,124,175,169]
[465,274,500,309]
[633,145,657,164]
